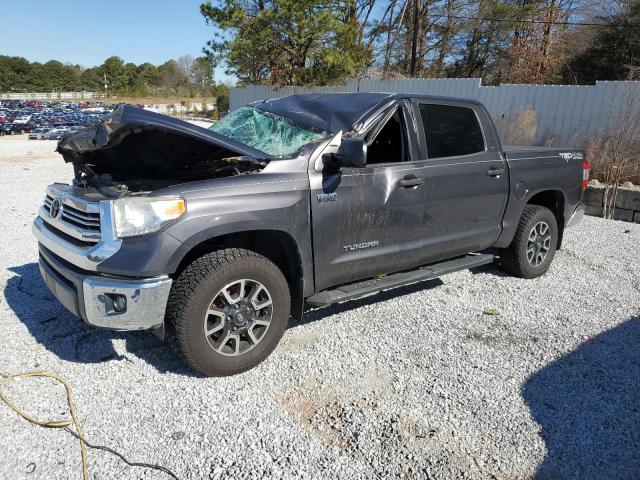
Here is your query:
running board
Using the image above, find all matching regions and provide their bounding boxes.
[306,254,495,307]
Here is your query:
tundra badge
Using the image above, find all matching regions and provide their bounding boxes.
[343,241,379,252]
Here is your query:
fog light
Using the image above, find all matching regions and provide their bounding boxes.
[105,293,127,313]
[113,295,127,312]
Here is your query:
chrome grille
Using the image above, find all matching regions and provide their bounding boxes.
[41,189,101,244]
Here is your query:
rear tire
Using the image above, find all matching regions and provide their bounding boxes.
[499,205,558,279]
[165,248,290,377]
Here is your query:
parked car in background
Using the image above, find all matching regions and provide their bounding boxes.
[0,123,29,135]
[47,126,71,140]
[29,127,51,140]
[0,99,115,133]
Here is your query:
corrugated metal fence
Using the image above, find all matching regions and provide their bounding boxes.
[230,78,640,147]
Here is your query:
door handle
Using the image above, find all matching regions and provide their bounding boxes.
[486,166,505,177]
[398,174,425,188]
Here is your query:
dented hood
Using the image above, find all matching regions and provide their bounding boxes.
[58,105,271,162]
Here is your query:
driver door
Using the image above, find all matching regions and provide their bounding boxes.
[309,102,428,291]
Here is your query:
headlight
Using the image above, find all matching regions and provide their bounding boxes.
[113,196,185,238]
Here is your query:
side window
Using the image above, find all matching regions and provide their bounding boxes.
[419,104,485,158]
[366,109,408,165]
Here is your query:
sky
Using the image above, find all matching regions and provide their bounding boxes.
[0,0,234,83]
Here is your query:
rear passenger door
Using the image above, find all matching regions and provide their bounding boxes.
[412,101,509,264]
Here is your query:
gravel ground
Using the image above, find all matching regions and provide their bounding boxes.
[0,135,60,163]
[1,139,639,480]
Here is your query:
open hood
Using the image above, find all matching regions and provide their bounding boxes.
[59,105,270,159]
[57,106,272,186]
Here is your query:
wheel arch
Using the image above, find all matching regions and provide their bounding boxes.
[174,229,305,321]
[526,189,566,249]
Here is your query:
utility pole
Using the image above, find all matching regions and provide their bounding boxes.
[103,73,108,100]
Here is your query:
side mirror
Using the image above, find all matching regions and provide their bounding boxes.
[324,138,367,169]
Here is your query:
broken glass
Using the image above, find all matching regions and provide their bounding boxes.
[209,106,329,158]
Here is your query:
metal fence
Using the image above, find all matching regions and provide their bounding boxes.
[0,92,105,100]
[230,78,640,147]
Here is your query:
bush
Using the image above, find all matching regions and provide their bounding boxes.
[586,137,640,186]
[585,77,640,218]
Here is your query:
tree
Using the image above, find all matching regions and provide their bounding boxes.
[200,0,373,86]
[212,82,230,111]
[0,56,32,91]
[79,67,103,91]
[177,55,195,79]
[0,54,227,97]
[101,56,131,93]
[564,1,640,83]
[35,61,80,91]
[342,0,587,84]
[157,59,189,93]
[445,0,526,82]
[191,56,216,92]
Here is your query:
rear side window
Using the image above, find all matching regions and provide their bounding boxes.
[419,104,485,158]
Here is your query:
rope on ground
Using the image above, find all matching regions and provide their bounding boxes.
[0,371,179,480]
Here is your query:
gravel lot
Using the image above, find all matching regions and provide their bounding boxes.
[0,135,61,163]
[1,135,639,480]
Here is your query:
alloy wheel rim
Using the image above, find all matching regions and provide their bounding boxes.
[527,221,551,267]
[203,279,273,356]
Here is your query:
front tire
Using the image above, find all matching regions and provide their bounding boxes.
[165,248,290,377]
[499,205,558,279]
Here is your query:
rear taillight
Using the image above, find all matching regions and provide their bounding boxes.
[582,159,590,191]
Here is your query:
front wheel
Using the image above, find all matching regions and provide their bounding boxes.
[165,248,290,377]
[499,205,558,279]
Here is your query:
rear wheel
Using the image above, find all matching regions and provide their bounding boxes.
[165,248,290,377]
[499,205,558,279]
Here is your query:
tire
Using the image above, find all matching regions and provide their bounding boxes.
[499,205,558,279]
[165,248,290,377]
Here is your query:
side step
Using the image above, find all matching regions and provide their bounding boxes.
[306,253,494,307]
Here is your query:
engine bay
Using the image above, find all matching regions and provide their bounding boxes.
[56,105,271,195]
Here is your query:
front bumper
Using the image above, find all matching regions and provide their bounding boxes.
[38,246,172,331]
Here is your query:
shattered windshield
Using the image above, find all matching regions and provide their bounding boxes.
[209,106,328,158]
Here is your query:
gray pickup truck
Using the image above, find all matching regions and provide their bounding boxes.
[33,93,588,376]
